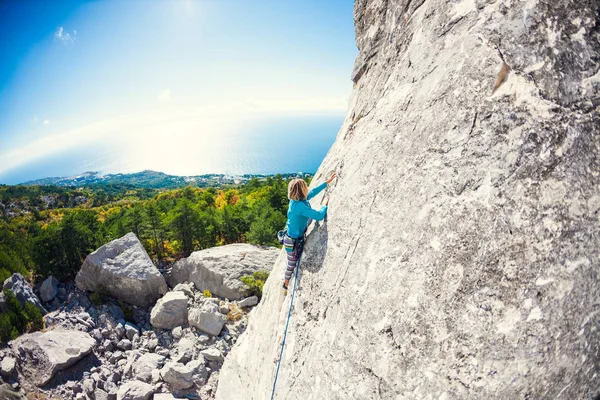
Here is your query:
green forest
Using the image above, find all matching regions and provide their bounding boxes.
[0,175,302,284]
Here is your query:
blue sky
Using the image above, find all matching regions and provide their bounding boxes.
[0,0,356,183]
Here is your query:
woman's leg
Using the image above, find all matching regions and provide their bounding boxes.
[283,236,298,285]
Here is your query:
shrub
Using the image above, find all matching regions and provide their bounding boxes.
[90,285,110,307]
[203,289,212,298]
[0,289,43,343]
[226,303,244,322]
[240,270,270,299]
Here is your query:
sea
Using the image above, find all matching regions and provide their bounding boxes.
[0,115,343,185]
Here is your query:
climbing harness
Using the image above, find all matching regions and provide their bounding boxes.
[271,235,305,400]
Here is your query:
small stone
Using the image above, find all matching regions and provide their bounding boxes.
[39,276,59,302]
[219,305,230,314]
[83,378,95,394]
[0,357,16,378]
[117,339,132,351]
[201,348,224,362]
[124,323,139,341]
[238,296,258,308]
[116,380,154,400]
[172,326,183,339]
[95,388,109,400]
[115,323,125,338]
[147,338,159,352]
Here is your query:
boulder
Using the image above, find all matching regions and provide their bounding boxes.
[188,303,226,336]
[237,296,258,308]
[168,244,277,300]
[0,357,16,378]
[75,233,168,308]
[116,381,153,400]
[160,359,206,390]
[150,291,189,329]
[3,273,46,314]
[39,276,59,303]
[12,330,95,386]
[132,353,165,383]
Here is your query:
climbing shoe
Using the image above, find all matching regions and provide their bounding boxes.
[282,282,288,290]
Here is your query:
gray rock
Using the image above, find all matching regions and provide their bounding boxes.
[218,304,230,314]
[39,276,59,303]
[237,296,258,308]
[168,244,277,300]
[172,283,195,298]
[172,327,183,339]
[132,353,165,383]
[124,322,139,341]
[12,330,95,386]
[216,1,600,399]
[95,388,109,400]
[75,233,168,308]
[200,348,224,362]
[82,378,95,395]
[0,292,7,313]
[150,291,189,330]
[3,273,46,314]
[188,303,226,336]
[0,357,16,378]
[116,339,132,351]
[115,322,125,338]
[116,380,153,400]
[147,338,159,352]
[160,359,206,390]
[172,337,195,364]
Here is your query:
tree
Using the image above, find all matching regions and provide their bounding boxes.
[146,202,166,261]
[169,199,200,256]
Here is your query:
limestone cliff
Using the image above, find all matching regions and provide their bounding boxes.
[217,0,600,399]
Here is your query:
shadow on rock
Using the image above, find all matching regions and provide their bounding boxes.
[42,351,102,390]
[300,220,329,275]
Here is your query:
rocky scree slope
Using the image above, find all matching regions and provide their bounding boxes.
[216,0,600,399]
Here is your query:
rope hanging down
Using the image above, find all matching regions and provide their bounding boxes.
[270,245,303,400]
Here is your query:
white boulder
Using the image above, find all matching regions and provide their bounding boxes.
[75,233,168,308]
[12,330,95,386]
[188,303,226,336]
[150,291,189,329]
[168,244,277,300]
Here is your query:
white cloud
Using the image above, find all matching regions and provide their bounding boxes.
[54,27,76,43]
[157,89,171,101]
[43,119,50,125]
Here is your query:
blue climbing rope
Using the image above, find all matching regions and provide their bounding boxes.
[270,244,303,400]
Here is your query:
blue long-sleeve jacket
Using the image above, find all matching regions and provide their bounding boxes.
[285,182,328,239]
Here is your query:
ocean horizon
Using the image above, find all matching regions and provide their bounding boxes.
[0,114,343,185]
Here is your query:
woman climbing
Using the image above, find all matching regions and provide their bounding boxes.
[282,173,336,290]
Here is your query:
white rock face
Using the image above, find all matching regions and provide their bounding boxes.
[39,276,59,302]
[76,233,168,308]
[168,244,278,300]
[116,381,154,400]
[188,303,226,336]
[150,291,189,329]
[216,0,600,399]
[12,330,95,386]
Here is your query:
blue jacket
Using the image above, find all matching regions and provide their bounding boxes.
[285,182,328,239]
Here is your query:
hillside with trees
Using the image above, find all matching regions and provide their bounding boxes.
[0,174,303,284]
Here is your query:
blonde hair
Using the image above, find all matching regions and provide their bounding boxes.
[288,179,309,201]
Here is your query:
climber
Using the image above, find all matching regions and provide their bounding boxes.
[281,173,336,290]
